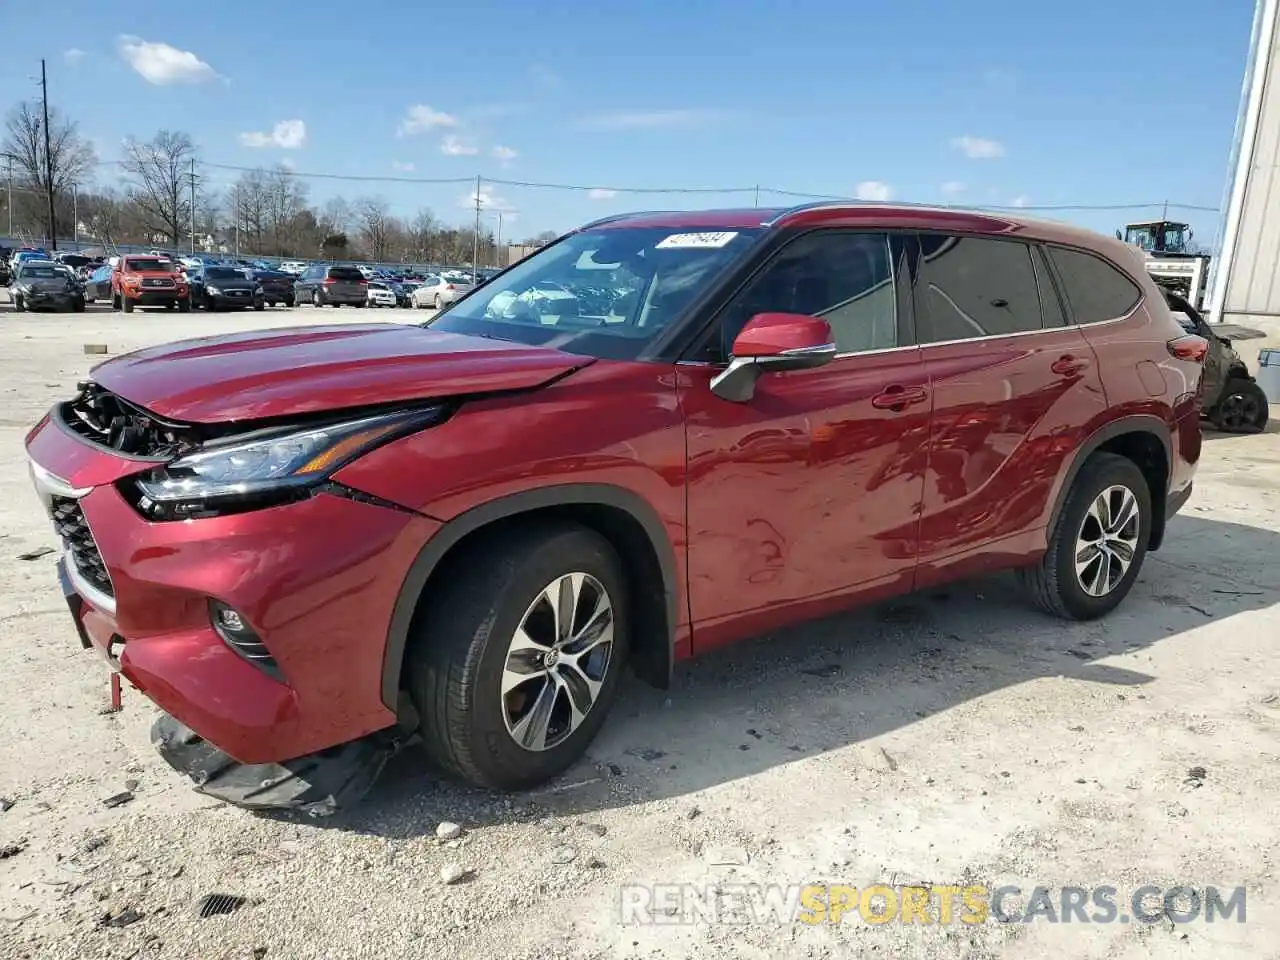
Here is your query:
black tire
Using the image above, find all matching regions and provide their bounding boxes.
[312,289,323,307]
[1209,378,1270,433]
[111,293,121,311]
[123,296,135,314]
[13,294,25,312]
[254,300,265,312]
[354,301,365,308]
[1017,452,1152,620]
[407,522,630,790]
[73,296,86,313]
[435,294,443,309]
[177,297,191,313]
[284,297,295,308]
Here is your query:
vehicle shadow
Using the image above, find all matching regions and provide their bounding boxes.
[289,513,1280,839]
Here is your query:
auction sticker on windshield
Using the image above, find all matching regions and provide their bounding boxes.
[655,231,739,249]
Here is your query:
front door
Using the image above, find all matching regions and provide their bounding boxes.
[680,229,931,653]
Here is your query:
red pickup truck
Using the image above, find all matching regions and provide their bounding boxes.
[112,255,191,313]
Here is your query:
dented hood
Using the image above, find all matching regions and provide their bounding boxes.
[90,323,592,423]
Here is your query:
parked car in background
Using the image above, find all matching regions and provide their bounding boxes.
[8,259,86,312]
[366,280,398,308]
[388,280,414,307]
[84,264,114,303]
[187,265,265,311]
[112,255,190,313]
[294,263,368,307]
[279,260,309,275]
[411,273,474,309]
[252,269,297,307]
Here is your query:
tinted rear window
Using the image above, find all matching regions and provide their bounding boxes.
[328,267,364,281]
[1047,246,1142,324]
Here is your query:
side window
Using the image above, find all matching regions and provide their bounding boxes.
[718,231,898,356]
[1046,246,1142,324]
[916,234,1043,342]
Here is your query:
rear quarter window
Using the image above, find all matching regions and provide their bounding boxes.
[1047,246,1142,324]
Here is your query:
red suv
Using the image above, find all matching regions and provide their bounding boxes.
[24,204,1206,812]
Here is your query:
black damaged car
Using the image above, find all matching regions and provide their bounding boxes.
[187,265,265,312]
[251,268,297,307]
[8,260,86,312]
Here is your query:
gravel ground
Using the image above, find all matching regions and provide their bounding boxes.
[1,302,1279,960]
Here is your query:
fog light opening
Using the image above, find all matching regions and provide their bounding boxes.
[208,600,283,682]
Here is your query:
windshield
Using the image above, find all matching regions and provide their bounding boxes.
[20,265,64,279]
[425,225,762,359]
[205,267,243,280]
[125,258,171,272]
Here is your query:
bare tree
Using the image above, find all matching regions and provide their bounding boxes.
[264,166,309,255]
[354,195,395,262]
[231,168,270,253]
[1,101,97,241]
[120,130,196,246]
[406,208,439,262]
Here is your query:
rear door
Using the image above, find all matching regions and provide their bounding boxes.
[910,233,1108,586]
[681,229,931,652]
[327,266,364,298]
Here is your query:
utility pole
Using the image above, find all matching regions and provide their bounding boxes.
[234,184,240,257]
[5,154,12,238]
[72,182,78,247]
[495,211,503,267]
[189,158,197,254]
[40,59,57,250]
[472,174,481,279]
[754,185,760,208]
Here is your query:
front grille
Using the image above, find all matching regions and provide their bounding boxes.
[142,278,174,288]
[50,495,114,598]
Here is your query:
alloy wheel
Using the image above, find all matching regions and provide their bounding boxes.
[501,572,614,752]
[1075,484,1140,597]
[1218,392,1263,431]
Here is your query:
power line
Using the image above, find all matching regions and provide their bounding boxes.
[43,157,1216,218]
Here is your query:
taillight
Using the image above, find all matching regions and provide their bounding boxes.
[1167,335,1209,363]
[323,277,337,285]
[445,284,455,291]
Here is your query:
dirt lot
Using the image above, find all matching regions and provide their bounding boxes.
[1,303,1279,960]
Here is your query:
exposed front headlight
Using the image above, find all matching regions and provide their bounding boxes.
[133,407,444,516]
[254,285,264,295]
[206,285,222,295]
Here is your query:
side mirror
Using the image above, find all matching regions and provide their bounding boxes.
[710,312,836,402]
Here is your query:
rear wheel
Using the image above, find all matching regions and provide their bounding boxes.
[1017,452,1152,620]
[72,296,86,313]
[312,289,323,307]
[177,297,191,313]
[435,294,443,309]
[407,523,629,789]
[284,296,295,308]
[123,296,135,314]
[1210,379,1269,433]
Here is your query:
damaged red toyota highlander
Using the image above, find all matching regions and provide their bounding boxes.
[25,204,1206,812]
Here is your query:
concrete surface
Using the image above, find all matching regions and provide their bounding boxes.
[1,304,1278,960]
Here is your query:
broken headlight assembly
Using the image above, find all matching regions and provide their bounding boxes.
[131,406,443,519]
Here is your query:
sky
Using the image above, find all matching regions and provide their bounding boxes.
[0,0,1262,245]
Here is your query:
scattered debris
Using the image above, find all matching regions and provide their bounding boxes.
[1,909,37,924]
[586,856,607,870]
[253,949,268,959]
[1184,766,1207,787]
[439,863,472,885]
[879,747,899,772]
[102,791,134,809]
[1067,649,1092,660]
[0,797,13,813]
[624,747,666,762]
[746,729,763,740]
[583,823,608,837]
[1068,725,1085,733]
[82,835,109,854]
[550,846,578,865]
[16,547,55,561]
[533,776,601,794]
[83,344,109,355]
[196,893,248,919]
[704,845,749,866]
[100,906,144,929]
[0,841,26,859]
[801,664,842,678]
[605,764,623,777]
[686,806,702,820]
[435,821,463,841]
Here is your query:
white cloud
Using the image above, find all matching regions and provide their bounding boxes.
[941,181,966,197]
[64,48,86,65]
[440,134,479,156]
[392,161,415,172]
[238,119,307,149]
[855,181,893,202]
[951,135,1005,159]
[118,36,219,85]
[1011,195,1030,208]
[458,188,515,213]
[588,188,618,200]
[579,108,724,130]
[398,104,457,137]
[279,158,297,172]
[491,145,518,165]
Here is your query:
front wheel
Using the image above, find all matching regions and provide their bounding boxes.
[73,296,86,313]
[1210,378,1270,433]
[13,294,25,312]
[122,296,135,314]
[254,299,265,312]
[178,297,191,313]
[407,523,629,790]
[1017,452,1151,620]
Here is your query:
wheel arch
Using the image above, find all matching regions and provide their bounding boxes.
[1048,416,1174,552]
[381,484,679,711]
